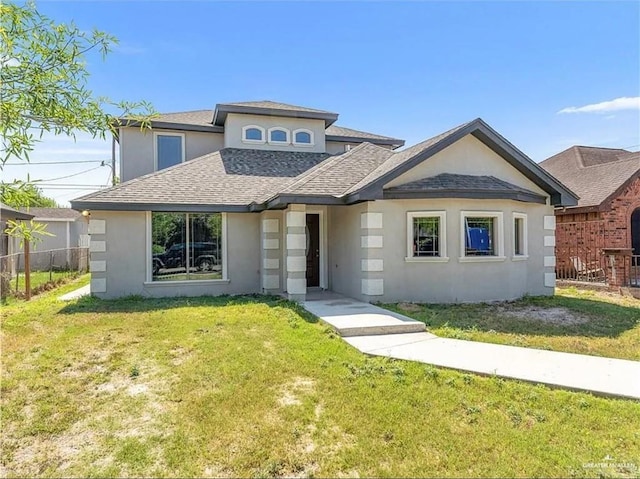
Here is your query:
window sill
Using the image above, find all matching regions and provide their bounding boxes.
[267,141,290,146]
[144,279,230,287]
[405,256,450,263]
[511,255,529,261]
[242,139,265,145]
[458,256,506,263]
[293,142,314,147]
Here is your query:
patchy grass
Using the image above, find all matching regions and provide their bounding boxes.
[383,287,640,361]
[5,271,83,300]
[1,285,639,478]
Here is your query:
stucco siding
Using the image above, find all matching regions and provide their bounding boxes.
[90,211,261,299]
[120,128,224,182]
[327,203,367,300]
[370,198,553,303]
[224,113,326,153]
[386,135,548,196]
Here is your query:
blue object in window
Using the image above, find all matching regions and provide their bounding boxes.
[245,128,263,141]
[466,227,491,251]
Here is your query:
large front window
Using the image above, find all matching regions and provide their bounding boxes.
[460,211,504,260]
[151,212,223,281]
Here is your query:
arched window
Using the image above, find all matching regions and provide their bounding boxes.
[293,129,314,146]
[268,127,290,144]
[242,125,265,143]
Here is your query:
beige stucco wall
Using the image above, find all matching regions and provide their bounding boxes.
[365,198,555,303]
[223,113,326,153]
[119,128,224,182]
[386,134,548,196]
[327,203,368,299]
[89,211,261,299]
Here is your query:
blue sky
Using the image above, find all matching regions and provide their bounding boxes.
[5,0,640,206]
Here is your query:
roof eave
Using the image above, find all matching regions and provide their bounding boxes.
[325,134,405,148]
[213,104,339,127]
[70,201,251,213]
[383,188,547,204]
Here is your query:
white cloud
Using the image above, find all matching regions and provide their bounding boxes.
[558,96,640,114]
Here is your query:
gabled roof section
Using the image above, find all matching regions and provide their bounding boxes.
[345,118,578,206]
[325,125,404,148]
[540,146,640,210]
[71,148,332,212]
[17,207,82,221]
[384,173,547,204]
[213,100,339,127]
[1,203,34,221]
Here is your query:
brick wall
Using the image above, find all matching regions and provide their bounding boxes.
[555,175,640,285]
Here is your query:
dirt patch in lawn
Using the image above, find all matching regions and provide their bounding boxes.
[495,305,590,325]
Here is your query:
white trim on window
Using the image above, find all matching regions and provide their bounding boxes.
[268,127,290,144]
[153,132,185,171]
[242,125,266,144]
[405,211,448,262]
[459,211,505,262]
[292,128,315,147]
[512,212,528,260]
[146,212,228,283]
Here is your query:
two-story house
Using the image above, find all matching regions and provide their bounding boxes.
[71,100,577,302]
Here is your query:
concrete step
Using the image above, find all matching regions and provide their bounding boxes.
[302,297,427,337]
[339,321,426,337]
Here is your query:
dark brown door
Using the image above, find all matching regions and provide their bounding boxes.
[306,214,320,287]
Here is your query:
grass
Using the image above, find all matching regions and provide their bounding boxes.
[7,270,80,298]
[382,287,640,361]
[1,281,639,478]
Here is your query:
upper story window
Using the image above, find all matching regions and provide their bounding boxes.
[155,133,185,171]
[293,129,314,146]
[268,127,290,144]
[242,125,266,144]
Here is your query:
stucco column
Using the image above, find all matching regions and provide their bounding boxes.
[260,211,281,294]
[361,211,384,300]
[543,215,556,289]
[88,218,107,295]
[286,204,307,301]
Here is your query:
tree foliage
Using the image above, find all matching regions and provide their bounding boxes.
[1,180,58,207]
[0,1,156,165]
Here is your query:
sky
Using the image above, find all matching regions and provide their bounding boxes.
[4,0,640,206]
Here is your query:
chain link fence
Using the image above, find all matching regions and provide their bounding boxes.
[0,247,89,299]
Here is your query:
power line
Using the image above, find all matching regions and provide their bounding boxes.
[3,159,107,165]
[39,165,105,182]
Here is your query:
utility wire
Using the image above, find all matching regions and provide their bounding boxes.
[3,159,107,165]
[39,165,105,183]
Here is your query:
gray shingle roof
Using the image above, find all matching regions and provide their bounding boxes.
[218,100,336,115]
[385,173,547,203]
[73,118,578,211]
[540,146,640,208]
[17,207,82,220]
[145,109,403,146]
[73,148,331,209]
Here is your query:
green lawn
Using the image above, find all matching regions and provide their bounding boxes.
[7,270,80,298]
[1,280,639,478]
[382,287,640,361]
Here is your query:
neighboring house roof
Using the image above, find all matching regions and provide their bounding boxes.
[123,107,405,148]
[540,146,640,211]
[213,100,339,127]
[17,207,83,221]
[72,118,577,212]
[0,203,34,221]
[384,173,547,204]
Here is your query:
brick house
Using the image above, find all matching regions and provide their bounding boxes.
[540,146,640,287]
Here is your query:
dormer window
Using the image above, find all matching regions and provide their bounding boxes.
[242,125,265,144]
[268,127,290,144]
[293,129,314,146]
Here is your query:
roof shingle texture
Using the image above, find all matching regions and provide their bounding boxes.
[17,207,82,220]
[148,110,402,144]
[540,146,640,207]
[219,100,336,115]
[386,173,543,196]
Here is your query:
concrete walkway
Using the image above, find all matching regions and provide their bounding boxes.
[58,284,91,301]
[303,294,640,400]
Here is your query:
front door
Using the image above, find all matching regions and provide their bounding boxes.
[306,214,320,287]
